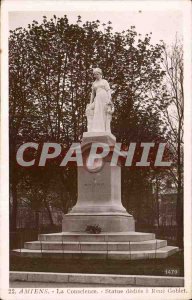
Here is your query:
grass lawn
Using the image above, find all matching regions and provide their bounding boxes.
[10,251,184,277]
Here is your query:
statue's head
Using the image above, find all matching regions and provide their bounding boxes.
[93,68,102,80]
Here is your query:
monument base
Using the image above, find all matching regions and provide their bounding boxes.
[61,131,135,233]
[62,212,135,232]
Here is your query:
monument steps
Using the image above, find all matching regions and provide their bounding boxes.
[11,246,179,260]
[11,231,179,260]
[24,239,167,251]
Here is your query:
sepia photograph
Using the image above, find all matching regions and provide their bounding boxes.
[0,0,192,299]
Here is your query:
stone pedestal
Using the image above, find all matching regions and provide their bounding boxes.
[62,132,135,232]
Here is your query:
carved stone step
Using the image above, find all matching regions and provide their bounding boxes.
[24,239,167,251]
[11,246,179,260]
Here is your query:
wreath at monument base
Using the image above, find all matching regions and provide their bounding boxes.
[85,224,102,234]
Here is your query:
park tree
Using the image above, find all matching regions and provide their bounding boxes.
[9,26,41,230]
[161,38,184,248]
[9,15,170,231]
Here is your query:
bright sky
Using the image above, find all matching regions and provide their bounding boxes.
[9,10,183,46]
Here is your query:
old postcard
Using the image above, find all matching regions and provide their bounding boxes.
[0,0,192,299]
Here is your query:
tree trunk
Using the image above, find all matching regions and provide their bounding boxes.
[155,177,160,228]
[44,199,54,227]
[176,130,183,248]
[10,180,18,231]
[35,211,39,230]
[176,187,183,248]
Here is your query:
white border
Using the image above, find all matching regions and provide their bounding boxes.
[1,1,191,299]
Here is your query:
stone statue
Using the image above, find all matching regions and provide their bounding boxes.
[86,68,114,133]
